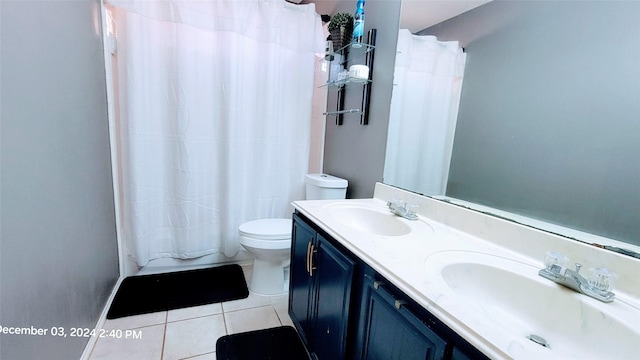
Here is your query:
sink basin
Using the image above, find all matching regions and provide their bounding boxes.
[328,205,412,236]
[425,251,640,359]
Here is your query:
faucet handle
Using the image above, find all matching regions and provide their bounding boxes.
[406,203,419,216]
[588,268,618,292]
[544,251,569,271]
[387,199,403,207]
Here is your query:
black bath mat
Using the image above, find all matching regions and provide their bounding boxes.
[216,326,311,360]
[107,264,248,319]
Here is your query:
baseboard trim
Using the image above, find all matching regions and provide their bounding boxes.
[79,275,125,360]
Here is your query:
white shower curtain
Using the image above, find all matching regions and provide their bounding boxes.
[108,0,324,267]
[384,29,466,195]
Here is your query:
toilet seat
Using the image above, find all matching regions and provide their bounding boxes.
[238,218,292,250]
[239,218,291,240]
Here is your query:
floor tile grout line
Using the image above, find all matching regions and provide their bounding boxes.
[166,305,223,324]
[273,305,285,326]
[166,313,223,324]
[222,304,230,336]
[160,312,168,360]
[220,303,275,315]
[177,351,216,360]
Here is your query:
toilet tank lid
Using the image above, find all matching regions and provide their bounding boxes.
[305,173,348,188]
[239,218,292,239]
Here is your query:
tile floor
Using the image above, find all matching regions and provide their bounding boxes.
[89,264,293,360]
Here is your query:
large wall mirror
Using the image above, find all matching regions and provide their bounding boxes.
[384,0,640,255]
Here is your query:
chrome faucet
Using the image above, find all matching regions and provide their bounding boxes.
[386,200,418,221]
[538,252,616,303]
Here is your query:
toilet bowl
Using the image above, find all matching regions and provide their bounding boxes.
[239,218,292,295]
[238,173,348,295]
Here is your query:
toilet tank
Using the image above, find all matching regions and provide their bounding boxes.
[305,174,348,200]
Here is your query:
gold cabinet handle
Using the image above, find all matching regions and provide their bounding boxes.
[309,243,317,277]
[306,241,312,274]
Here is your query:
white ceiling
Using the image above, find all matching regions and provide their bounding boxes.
[302,0,491,33]
[400,0,491,32]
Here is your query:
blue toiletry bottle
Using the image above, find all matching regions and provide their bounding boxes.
[352,0,365,48]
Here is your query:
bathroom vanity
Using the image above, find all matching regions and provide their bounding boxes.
[288,183,640,360]
[289,211,484,359]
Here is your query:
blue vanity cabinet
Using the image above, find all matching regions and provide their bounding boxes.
[291,211,489,360]
[358,273,447,360]
[289,213,356,359]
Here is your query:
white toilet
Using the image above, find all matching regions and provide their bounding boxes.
[238,174,348,295]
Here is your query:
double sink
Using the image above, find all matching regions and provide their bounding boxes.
[299,199,640,359]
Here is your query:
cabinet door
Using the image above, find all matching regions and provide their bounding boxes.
[289,215,316,344]
[361,277,447,360]
[310,234,355,360]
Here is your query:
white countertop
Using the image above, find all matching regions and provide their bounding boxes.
[291,183,640,360]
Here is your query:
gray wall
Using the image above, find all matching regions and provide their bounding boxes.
[1,1,119,359]
[322,0,401,198]
[426,1,640,244]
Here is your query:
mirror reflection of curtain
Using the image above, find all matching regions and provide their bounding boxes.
[384,29,466,195]
[107,0,324,267]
